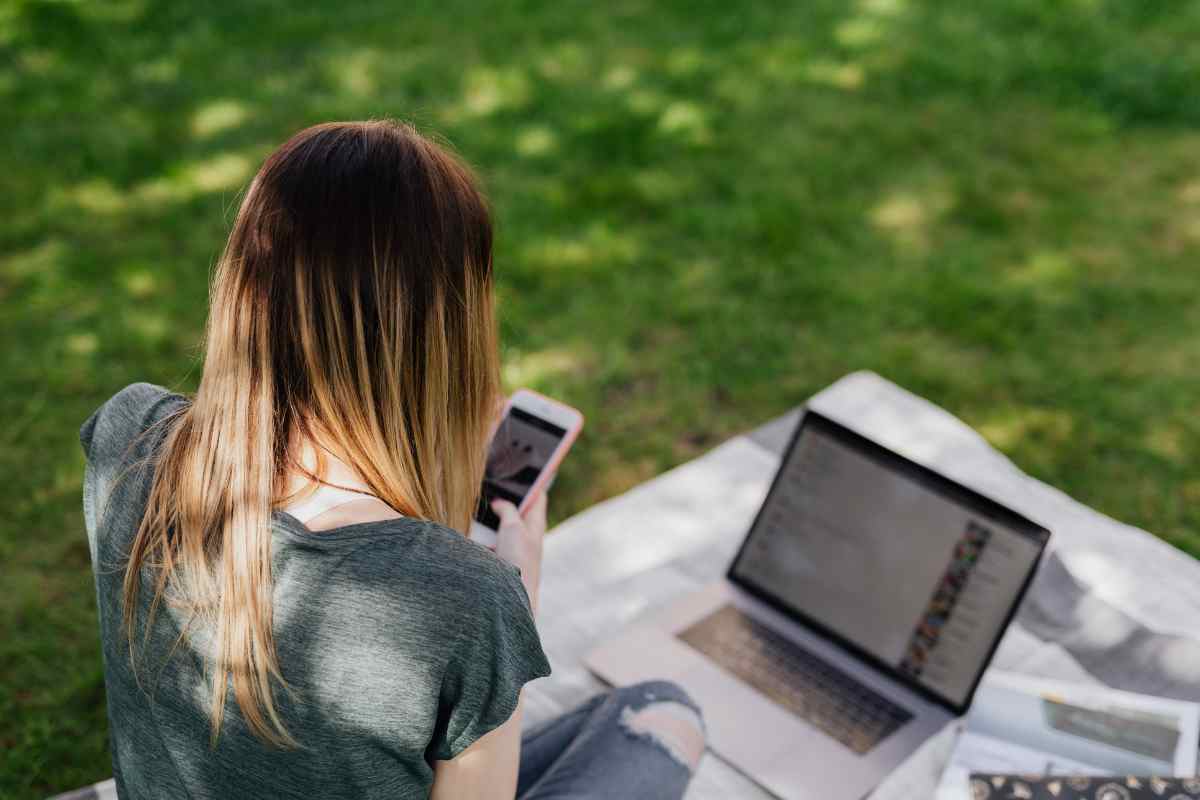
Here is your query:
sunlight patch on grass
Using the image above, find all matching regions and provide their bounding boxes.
[603,64,638,91]
[329,47,382,96]
[450,66,533,119]
[665,47,705,76]
[18,47,67,81]
[538,41,589,81]
[65,333,99,357]
[979,407,1076,451]
[133,150,255,206]
[1176,179,1200,205]
[862,0,907,14]
[1166,180,1200,251]
[1173,218,1200,247]
[0,6,19,48]
[191,99,250,139]
[873,196,926,228]
[804,60,865,91]
[187,152,253,192]
[1144,422,1187,465]
[837,0,907,50]
[836,18,887,49]
[525,238,593,268]
[1161,226,1200,258]
[677,259,719,293]
[1005,251,1077,292]
[502,345,590,387]
[1,238,66,281]
[63,179,127,215]
[132,175,186,206]
[523,223,643,271]
[18,47,62,76]
[632,167,690,202]
[132,56,179,83]
[515,125,558,158]
[627,87,668,116]
[119,268,159,299]
[870,180,956,251]
[657,101,711,145]
[126,311,171,344]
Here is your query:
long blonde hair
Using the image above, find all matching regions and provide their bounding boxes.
[124,120,501,746]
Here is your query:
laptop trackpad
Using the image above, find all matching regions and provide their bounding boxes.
[677,604,913,755]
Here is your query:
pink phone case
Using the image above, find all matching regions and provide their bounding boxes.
[500,389,584,515]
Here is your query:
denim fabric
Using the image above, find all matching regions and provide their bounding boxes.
[518,680,704,800]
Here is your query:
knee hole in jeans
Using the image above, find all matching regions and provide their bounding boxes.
[622,679,701,711]
[617,698,706,772]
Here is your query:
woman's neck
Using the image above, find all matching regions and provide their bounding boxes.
[282,435,374,498]
[280,433,405,530]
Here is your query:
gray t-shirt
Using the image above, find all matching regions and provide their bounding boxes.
[80,383,551,799]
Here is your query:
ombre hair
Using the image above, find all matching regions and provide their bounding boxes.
[124,120,500,746]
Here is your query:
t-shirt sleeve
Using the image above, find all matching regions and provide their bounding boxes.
[79,382,185,461]
[79,382,188,538]
[428,562,552,761]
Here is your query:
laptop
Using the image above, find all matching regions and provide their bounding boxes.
[585,410,1050,799]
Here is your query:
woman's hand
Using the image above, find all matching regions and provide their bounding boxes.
[432,489,545,800]
[491,490,546,615]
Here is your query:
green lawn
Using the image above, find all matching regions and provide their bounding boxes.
[4,0,1200,795]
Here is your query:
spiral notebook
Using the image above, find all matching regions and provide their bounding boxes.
[968,774,1200,799]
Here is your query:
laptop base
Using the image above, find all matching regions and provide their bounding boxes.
[585,580,954,800]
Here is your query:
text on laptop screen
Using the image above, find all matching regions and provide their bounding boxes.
[730,415,1047,709]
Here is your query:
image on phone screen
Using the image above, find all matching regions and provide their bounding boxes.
[475,408,567,529]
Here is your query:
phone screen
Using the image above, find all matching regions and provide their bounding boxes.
[475,406,568,529]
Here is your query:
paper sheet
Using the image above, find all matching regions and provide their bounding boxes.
[935,671,1200,799]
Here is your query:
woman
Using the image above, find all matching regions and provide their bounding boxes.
[79,120,705,799]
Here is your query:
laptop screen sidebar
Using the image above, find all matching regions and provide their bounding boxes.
[730,414,1048,711]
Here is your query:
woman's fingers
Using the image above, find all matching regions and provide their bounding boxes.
[491,496,545,611]
[490,498,522,528]
[523,490,547,530]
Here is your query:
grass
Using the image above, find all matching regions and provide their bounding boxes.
[3,0,1200,795]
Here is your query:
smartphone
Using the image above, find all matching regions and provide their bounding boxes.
[468,389,584,547]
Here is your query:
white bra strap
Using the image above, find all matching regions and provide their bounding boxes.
[282,483,380,524]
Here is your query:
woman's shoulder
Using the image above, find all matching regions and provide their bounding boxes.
[338,517,526,595]
[304,519,541,663]
[79,381,189,463]
[308,518,534,635]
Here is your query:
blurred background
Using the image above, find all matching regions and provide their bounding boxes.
[3,0,1199,795]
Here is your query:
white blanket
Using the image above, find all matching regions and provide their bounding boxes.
[526,371,1200,799]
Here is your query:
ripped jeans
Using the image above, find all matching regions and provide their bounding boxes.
[517,680,705,800]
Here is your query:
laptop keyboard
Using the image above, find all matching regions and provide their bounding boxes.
[677,605,913,754]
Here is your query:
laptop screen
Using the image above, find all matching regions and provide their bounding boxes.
[729,411,1049,712]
